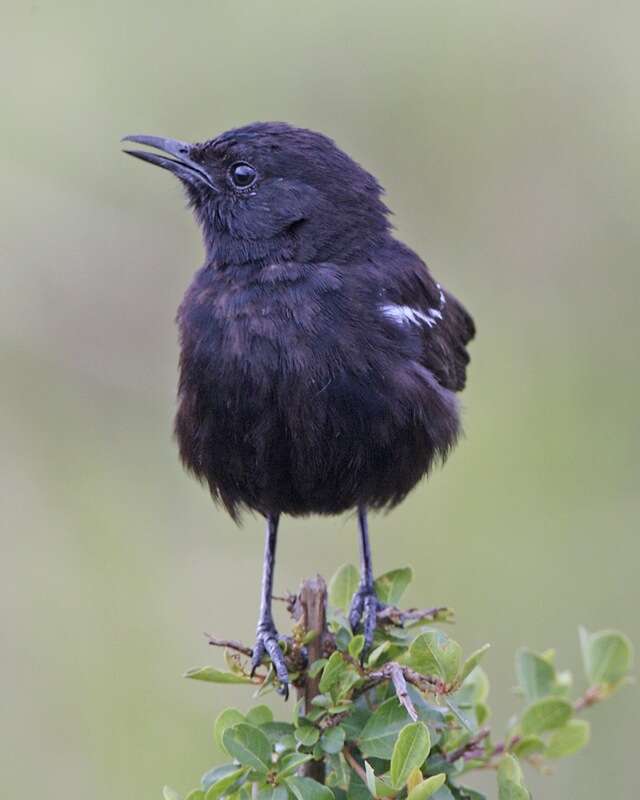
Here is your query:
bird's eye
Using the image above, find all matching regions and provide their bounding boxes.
[228,162,257,189]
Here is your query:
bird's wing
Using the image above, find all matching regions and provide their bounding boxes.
[379,250,476,392]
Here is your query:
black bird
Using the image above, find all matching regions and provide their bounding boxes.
[122,123,475,697]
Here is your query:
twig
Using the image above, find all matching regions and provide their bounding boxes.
[205,634,253,657]
[481,684,605,771]
[377,605,454,626]
[481,686,605,770]
[273,592,298,615]
[319,710,350,730]
[446,727,490,762]
[360,662,448,697]
[389,663,418,721]
[297,576,328,784]
[491,736,519,758]
[573,686,602,712]
[342,745,369,786]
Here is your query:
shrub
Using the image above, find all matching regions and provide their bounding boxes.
[165,565,633,800]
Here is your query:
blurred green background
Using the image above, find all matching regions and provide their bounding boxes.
[2,1,638,797]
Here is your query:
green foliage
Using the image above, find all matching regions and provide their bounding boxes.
[374,568,413,606]
[497,755,530,800]
[546,719,590,758]
[329,564,360,613]
[407,632,463,686]
[406,773,445,800]
[390,723,431,789]
[167,566,633,800]
[579,627,634,690]
[184,667,255,685]
[222,724,272,772]
[520,697,573,735]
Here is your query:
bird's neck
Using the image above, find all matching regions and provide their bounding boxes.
[201,220,391,269]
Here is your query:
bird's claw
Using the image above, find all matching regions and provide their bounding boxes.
[250,624,290,700]
[349,584,383,656]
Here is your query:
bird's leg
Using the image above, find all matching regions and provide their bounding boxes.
[348,506,381,654]
[250,513,290,699]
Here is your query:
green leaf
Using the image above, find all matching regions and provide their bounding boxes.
[214,708,245,752]
[260,721,295,746]
[347,771,397,800]
[374,778,398,798]
[452,787,487,800]
[256,787,288,800]
[202,764,244,791]
[366,640,391,668]
[359,696,416,758]
[512,735,546,758]
[320,725,346,754]
[341,704,370,740]
[431,786,455,800]
[276,752,313,778]
[364,761,377,796]
[497,755,530,800]
[408,686,449,730]
[346,771,370,800]
[546,719,591,758]
[390,722,432,789]
[319,652,350,693]
[246,705,273,727]
[318,651,360,700]
[335,626,352,652]
[374,567,413,605]
[498,754,525,784]
[184,666,254,685]
[515,649,555,702]
[443,698,475,733]
[460,645,490,684]
[329,564,360,612]
[185,791,205,800]
[163,788,181,800]
[222,723,272,773]
[520,697,573,735]
[407,774,446,800]
[295,720,320,746]
[303,629,319,645]
[309,659,328,678]
[407,632,462,684]
[204,767,247,800]
[457,666,490,706]
[407,768,424,792]
[497,781,529,800]
[285,776,335,800]
[580,627,634,686]
[476,702,490,727]
[349,635,365,660]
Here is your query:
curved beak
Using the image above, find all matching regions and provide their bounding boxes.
[121,134,218,191]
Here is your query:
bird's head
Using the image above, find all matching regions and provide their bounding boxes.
[122,122,390,266]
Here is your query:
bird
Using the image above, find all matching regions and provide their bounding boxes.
[122,122,475,698]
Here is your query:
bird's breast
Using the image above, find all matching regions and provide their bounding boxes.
[178,262,353,386]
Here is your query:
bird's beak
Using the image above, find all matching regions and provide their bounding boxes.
[121,134,218,191]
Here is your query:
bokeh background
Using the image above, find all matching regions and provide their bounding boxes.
[2,2,638,798]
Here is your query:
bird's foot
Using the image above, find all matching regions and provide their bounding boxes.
[348,584,383,656]
[250,622,290,700]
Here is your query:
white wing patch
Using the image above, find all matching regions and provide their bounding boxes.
[382,305,438,328]
[381,283,446,330]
